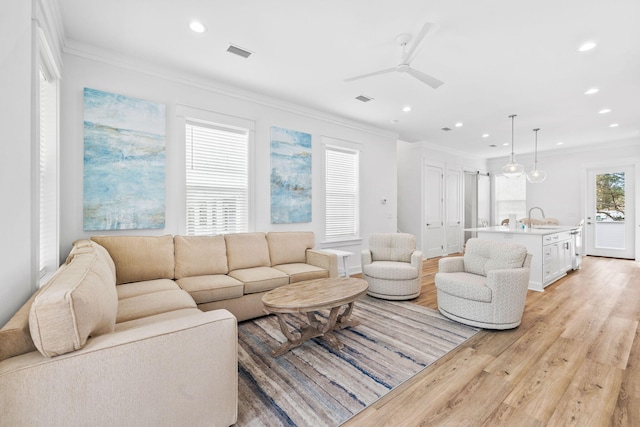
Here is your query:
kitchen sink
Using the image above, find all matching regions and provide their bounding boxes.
[532,225,565,229]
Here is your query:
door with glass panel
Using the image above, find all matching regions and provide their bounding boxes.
[585,165,635,259]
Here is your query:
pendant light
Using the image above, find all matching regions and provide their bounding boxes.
[526,128,547,183]
[501,114,524,178]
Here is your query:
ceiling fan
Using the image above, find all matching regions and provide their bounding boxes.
[344,22,444,89]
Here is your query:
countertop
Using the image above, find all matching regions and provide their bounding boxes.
[465,225,580,235]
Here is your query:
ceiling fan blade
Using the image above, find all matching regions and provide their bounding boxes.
[407,68,444,89]
[402,22,436,63]
[344,67,396,83]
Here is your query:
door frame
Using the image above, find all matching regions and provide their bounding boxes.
[581,157,640,261]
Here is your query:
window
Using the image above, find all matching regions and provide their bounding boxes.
[494,174,526,225]
[38,62,59,281]
[325,146,359,240]
[185,121,249,235]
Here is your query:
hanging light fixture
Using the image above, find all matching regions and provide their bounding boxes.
[526,128,547,183]
[502,114,524,178]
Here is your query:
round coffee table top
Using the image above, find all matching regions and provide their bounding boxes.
[262,277,369,313]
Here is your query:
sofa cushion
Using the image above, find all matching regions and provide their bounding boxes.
[174,235,229,279]
[67,240,116,282]
[435,271,491,302]
[116,279,181,300]
[267,232,315,266]
[91,235,175,285]
[0,287,44,361]
[369,233,416,262]
[363,261,419,280]
[114,308,204,333]
[177,275,244,304]
[228,267,289,294]
[464,238,527,276]
[29,252,118,358]
[273,263,329,283]
[116,289,197,323]
[225,233,270,271]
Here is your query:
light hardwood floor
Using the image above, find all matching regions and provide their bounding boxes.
[343,255,640,426]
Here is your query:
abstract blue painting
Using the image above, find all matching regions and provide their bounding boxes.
[83,88,166,231]
[270,126,312,224]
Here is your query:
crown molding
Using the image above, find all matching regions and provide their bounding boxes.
[62,40,399,142]
[36,0,65,71]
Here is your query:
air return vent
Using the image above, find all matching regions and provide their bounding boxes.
[227,44,253,58]
[441,127,452,131]
[355,95,374,103]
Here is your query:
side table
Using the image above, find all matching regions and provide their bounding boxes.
[321,249,354,277]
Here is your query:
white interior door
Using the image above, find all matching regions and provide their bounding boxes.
[585,165,635,259]
[424,162,444,259]
[445,166,462,254]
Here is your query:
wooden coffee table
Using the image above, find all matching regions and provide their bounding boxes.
[262,277,369,357]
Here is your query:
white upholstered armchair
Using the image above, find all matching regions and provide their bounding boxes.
[435,238,532,329]
[361,233,423,300]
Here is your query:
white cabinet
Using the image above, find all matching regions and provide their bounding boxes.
[542,231,572,285]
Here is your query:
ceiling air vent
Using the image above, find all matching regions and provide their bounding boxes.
[441,127,452,131]
[355,95,374,103]
[227,44,253,59]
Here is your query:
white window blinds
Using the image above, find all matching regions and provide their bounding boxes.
[325,146,359,240]
[39,68,58,279]
[185,121,249,235]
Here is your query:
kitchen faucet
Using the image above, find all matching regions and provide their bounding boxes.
[527,207,545,229]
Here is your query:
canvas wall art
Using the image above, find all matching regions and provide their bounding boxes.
[270,126,312,223]
[83,88,166,231]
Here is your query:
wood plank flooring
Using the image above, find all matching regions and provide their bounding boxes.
[343,255,640,426]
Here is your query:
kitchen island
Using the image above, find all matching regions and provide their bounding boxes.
[465,225,581,291]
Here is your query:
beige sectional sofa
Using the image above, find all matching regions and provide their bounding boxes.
[0,231,336,426]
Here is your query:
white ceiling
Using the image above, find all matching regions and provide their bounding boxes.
[58,0,640,159]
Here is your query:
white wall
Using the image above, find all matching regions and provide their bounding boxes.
[60,53,398,277]
[0,2,36,325]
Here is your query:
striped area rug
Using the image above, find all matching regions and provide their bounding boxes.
[234,296,478,427]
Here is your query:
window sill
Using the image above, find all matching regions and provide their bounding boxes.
[321,237,363,248]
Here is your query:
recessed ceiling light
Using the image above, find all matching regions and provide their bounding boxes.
[598,108,612,114]
[556,141,564,145]
[578,41,596,52]
[482,134,489,138]
[584,88,599,95]
[402,106,412,112]
[502,142,509,146]
[455,122,463,127]
[609,123,620,127]
[189,21,207,33]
